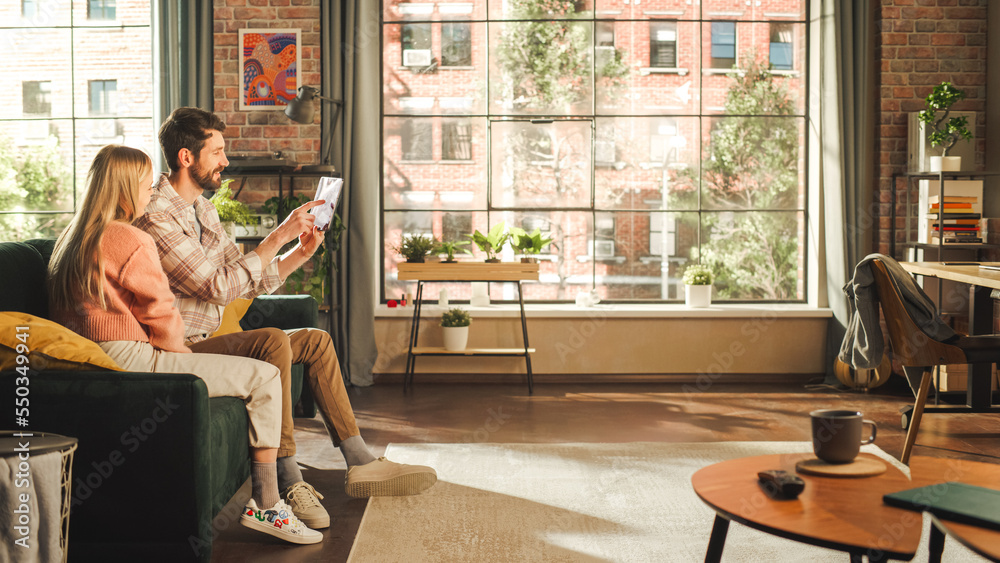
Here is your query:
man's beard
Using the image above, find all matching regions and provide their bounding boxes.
[191,158,224,191]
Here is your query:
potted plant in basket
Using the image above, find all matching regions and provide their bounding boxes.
[441,307,471,351]
[683,264,713,308]
[209,180,254,242]
[434,240,472,263]
[918,81,973,172]
[509,227,554,263]
[467,222,510,263]
[395,234,438,263]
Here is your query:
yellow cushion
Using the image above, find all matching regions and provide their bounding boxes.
[211,298,253,338]
[0,311,122,371]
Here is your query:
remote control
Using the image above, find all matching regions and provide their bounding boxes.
[757,470,805,499]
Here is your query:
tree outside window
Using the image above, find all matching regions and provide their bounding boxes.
[710,22,736,69]
[649,21,677,68]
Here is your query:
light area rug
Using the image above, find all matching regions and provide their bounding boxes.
[347,441,980,562]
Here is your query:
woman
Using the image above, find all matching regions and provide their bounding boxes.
[48,144,321,546]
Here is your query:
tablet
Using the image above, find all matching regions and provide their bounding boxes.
[310,177,343,231]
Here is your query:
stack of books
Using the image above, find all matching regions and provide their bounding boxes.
[928,195,982,244]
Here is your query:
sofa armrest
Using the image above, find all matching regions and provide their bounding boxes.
[0,370,224,562]
[242,294,318,331]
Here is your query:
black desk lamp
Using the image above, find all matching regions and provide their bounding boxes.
[284,85,343,173]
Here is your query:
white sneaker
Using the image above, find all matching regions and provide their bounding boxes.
[345,457,437,498]
[241,499,323,545]
[283,481,331,529]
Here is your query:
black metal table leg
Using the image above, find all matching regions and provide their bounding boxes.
[704,515,729,563]
[928,522,945,563]
[517,281,533,395]
[403,282,424,392]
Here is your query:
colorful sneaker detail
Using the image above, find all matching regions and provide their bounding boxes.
[283,481,331,529]
[344,457,437,498]
[240,499,323,545]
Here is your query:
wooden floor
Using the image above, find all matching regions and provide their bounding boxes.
[211,377,1000,562]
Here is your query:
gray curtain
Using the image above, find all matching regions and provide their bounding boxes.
[324,0,381,386]
[154,1,213,138]
[818,0,876,376]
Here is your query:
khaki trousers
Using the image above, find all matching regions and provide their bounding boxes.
[98,340,282,449]
[189,328,360,458]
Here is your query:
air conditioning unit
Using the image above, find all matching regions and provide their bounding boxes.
[403,49,432,67]
[591,240,615,258]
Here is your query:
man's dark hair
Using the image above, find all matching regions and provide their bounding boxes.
[158,107,226,172]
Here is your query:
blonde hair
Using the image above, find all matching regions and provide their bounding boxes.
[48,144,152,312]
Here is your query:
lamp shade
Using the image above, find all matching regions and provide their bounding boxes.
[284,86,317,124]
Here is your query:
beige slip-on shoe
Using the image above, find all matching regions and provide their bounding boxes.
[344,457,437,498]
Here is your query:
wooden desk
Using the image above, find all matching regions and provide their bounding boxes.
[900,262,1000,412]
[905,456,1000,562]
[397,262,539,394]
[692,453,920,562]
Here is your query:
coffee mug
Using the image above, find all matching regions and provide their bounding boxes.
[810,409,877,464]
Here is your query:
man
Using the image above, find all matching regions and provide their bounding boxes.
[135,107,436,529]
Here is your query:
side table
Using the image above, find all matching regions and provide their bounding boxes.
[397,262,539,394]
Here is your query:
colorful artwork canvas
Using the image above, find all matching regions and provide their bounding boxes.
[239,28,301,110]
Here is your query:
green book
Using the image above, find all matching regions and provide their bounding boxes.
[884,482,1000,530]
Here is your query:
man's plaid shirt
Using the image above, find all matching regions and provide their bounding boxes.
[134,174,284,342]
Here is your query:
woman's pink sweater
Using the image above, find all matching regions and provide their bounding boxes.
[53,221,190,353]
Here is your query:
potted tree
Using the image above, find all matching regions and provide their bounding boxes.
[683,264,714,308]
[441,307,471,351]
[918,81,973,172]
[434,240,472,263]
[509,227,554,263]
[209,180,254,242]
[467,222,511,263]
[395,234,438,263]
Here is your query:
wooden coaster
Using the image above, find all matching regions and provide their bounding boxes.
[795,456,887,478]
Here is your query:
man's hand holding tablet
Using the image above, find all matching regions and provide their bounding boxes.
[310,177,344,231]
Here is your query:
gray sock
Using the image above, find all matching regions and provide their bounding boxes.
[276,456,304,491]
[251,461,280,509]
[339,435,377,467]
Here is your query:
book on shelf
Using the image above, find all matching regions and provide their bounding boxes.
[926,213,982,220]
[928,195,979,204]
[930,237,984,244]
[929,203,974,210]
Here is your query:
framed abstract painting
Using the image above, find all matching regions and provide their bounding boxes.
[239,28,301,110]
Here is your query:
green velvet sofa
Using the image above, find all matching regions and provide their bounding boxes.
[0,239,317,562]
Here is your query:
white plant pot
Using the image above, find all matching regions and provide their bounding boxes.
[220,221,238,242]
[929,156,961,172]
[685,284,712,308]
[442,325,469,351]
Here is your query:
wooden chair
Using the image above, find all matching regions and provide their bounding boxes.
[870,258,1000,464]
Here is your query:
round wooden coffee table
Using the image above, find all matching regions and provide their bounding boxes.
[692,452,922,562]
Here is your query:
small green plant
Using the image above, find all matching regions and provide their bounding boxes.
[435,240,472,262]
[209,180,254,225]
[466,221,510,261]
[441,307,471,327]
[918,82,973,157]
[396,233,437,262]
[683,264,714,285]
[509,226,555,255]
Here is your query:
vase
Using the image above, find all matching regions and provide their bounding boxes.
[929,156,961,172]
[685,284,712,308]
[470,282,490,306]
[442,325,469,351]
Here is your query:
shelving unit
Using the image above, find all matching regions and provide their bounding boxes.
[397,262,540,394]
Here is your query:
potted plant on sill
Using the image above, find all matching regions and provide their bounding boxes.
[683,264,713,308]
[918,81,973,172]
[441,307,471,351]
[395,234,438,263]
[434,240,472,263]
[209,180,253,242]
[509,226,554,263]
[467,221,510,263]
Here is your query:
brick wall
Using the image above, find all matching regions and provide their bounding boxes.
[213,0,324,207]
[877,0,988,257]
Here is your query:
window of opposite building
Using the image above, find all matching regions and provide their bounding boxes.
[88,0,116,20]
[22,81,51,116]
[770,23,793,71]
[649,21,677,68]
[710,21,736,69]
[401,118,433,161]
[441,22,472,66]
[442,118,472,160]
[402,23,432,66]
[89,80,117,115]
[22,0,38,18]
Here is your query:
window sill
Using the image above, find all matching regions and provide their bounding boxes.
[439,66,475,71]
[399,160,437,164]
[576,256,627,264]
[703,68,740,75]
[376,303,832,319]
[639,67,689,76]
[438,160,475,165]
